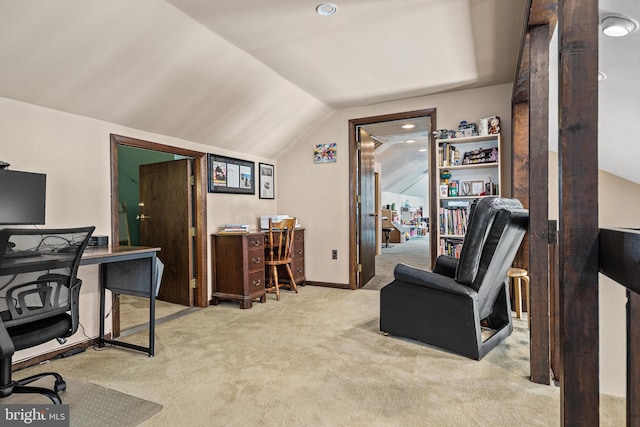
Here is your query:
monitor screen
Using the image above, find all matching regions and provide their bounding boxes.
[0,169,46,225]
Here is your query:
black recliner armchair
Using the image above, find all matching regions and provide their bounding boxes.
[380,197,528,360]
[0,226,94,403]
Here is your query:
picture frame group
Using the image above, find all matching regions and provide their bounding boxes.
[208,154,255,194]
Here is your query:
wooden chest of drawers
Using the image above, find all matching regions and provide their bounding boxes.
[210,233,266,309]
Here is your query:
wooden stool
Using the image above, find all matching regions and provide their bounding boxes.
[508,267,530,328]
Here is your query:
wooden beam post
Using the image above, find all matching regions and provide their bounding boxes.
[529,23,551,385]
[558,0,600,424]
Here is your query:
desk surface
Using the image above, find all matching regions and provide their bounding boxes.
[80,245,161,265]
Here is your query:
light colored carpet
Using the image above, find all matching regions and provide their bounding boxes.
[364,235,430,291]
[2,376,162,427]
[14,282,625,426]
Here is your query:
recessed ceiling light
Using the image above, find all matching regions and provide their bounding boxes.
[601,15,637,37]
[405,139,416,144]
[401,124,415,129]
[419,149,427,152]
[316,3,337,16]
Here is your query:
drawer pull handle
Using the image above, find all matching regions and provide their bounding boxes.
[296,235,303,240]
[296,249,303,255]
[297,268,303,273]
[252,279,261,286]
[252,257,261,263]
[251,240,261,247]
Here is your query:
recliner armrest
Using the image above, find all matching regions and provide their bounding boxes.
[432,255,458,278]
[393,263,476,298]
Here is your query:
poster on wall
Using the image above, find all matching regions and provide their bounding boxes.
[313,143,337,163]
[207,154,255,194]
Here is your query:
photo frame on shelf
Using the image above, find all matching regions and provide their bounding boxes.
[208,154,255,194]
[259,163,274,199]
[470,180,485,196]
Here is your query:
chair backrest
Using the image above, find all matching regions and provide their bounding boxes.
[0,227,94,328]
[267,218,296,263]
[454,198,529,317]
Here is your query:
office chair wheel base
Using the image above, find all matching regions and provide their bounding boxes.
[54,380,66,393]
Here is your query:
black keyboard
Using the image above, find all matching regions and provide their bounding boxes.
[4,249,41,259]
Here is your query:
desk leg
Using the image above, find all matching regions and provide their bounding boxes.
[99,264,106,348]
[148,253,156,357]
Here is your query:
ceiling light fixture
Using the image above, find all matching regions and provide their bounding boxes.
[401,124,415,129]
[405,139,416,144]
[316,3,337,16]
[601,15,637,37]
[419,149,427,152]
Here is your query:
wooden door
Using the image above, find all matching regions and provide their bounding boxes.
[139,159,194,306]
[358,128,376,287]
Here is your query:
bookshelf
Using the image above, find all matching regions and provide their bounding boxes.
[434,134,501,258]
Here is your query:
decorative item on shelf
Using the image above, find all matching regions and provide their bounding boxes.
[460,181,472,196]
[462,147,499,165]
[488,116,501,134]
[478,118,489,136]
[440,169,451,184]
[485,177,497,196]
[439,183,448,197]
[458,121,478,137]
[448,180,459,197]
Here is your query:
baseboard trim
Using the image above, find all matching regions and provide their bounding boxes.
[12,334,110,372]
[306,281,350,289]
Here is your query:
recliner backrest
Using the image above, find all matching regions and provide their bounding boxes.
[455,198,527,291]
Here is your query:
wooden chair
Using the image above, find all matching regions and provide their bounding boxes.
[265,217,298,300]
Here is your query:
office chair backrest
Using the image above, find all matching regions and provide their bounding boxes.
[0,227,95,328]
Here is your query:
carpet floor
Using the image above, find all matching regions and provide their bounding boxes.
[10,236,626,426]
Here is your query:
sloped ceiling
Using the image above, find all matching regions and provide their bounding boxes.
[19,1,640,196]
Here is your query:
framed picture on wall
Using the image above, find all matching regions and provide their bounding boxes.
[259,163,275,199]
[207,154,255,194]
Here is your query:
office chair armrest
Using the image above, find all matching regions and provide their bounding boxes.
[0,322,15,359]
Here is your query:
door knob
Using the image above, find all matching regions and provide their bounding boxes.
[136,213,151,221]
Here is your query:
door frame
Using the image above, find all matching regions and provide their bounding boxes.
[348,108,437,289]
[110,134,208,309]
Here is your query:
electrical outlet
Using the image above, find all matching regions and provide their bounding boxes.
[331,249,338,260]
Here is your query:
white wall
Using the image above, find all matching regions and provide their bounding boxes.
[0,96,278,361]
[277,84,513,284]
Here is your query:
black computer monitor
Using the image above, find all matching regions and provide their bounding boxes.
[0,169,47,225]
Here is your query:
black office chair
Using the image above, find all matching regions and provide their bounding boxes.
[0,226,94,403]
[380,198,528,360]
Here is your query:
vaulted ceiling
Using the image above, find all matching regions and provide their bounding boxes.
[0,1,637,195]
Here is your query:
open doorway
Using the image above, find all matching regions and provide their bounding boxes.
[109,134,208,335]
[348,109,437,289]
